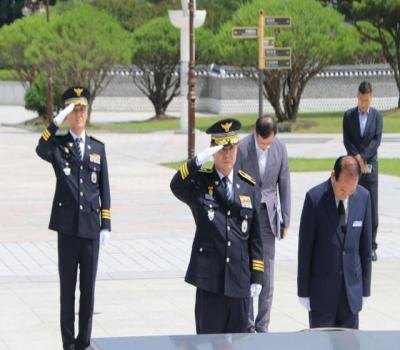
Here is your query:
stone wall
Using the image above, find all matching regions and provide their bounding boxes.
[1,64,398,113]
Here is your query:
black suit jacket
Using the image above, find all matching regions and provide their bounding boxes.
[36,122,111,239]
[170,158,264,298]
[297,180,372,315]
[343,107,383,180]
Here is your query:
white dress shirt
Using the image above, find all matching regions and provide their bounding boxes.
[254,137,269,179]
[358,108,369,137]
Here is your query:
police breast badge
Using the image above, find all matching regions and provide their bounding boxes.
[91,172,97,183]
[208,208,215,221]
[241,218,248,233]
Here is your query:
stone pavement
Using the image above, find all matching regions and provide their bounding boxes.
[0,123,399,349]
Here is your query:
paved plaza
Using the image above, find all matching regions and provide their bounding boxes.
[0,110,399,349]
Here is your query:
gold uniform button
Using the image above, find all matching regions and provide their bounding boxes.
[80,192,83,197]
[227,210,231,216]
[226,258,230,263]
[80,178,83,183]
[199,248,203,252]
[80,165,83,170]
[58,202,62,207]
[79,205,83,210]
[227,241,231,247]
[227,226,230,231]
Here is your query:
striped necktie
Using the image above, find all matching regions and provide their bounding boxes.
[222,177,233,203]
[75,137,82,160]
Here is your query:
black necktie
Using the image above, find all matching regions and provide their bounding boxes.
[75,137,82,160]
[338,200,346,238]
[222,177,232,203]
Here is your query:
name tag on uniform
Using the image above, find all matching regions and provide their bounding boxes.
[90,153,101,164]
[352,220,362,227]
[239,195,252,208]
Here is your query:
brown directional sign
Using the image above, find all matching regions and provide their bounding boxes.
[264,37,275,48]
[232,27,258,39]
[265,58,291,70]
[265,47,291,58]
[264,16,291,27]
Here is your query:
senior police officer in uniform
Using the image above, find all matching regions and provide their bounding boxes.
[170,118,264,334]
[36,87,111,350]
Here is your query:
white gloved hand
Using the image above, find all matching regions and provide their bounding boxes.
[53,103,74,127]
[100,229,110,246]
[362,296,368,308]
[250,283,262,298]
[298,297,311,311]
[195,145,223,166]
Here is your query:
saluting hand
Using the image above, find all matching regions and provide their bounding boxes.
[195,145,223,166]
[53,103,75,127]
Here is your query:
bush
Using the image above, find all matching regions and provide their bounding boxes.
[24,73,63,120]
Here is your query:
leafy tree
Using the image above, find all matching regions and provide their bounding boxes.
[25,72,63,119]
[26,3,131,120]
[81,0,167,32]
[0,14,48,86]
[215,0,356,122]
[349,0,400,107]
[131,17,180,119]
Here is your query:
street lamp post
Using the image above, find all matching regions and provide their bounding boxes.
[188,0,195,159]
[45,0,53,122]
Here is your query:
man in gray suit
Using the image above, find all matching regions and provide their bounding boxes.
[235,115,291,332]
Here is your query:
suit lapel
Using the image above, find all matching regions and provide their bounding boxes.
[65,132,80,162]
[362,109,374,139]
[344,193,356,248]
[83,134,91,164]
[322,180,342,246]
[212,169,231,208]
[248,134,261,184]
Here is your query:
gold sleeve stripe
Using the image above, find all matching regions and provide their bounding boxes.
[252,265,264,270]
[42,129,51,141]
[253,266,264,272]
[252,262,264,266]
[179,162,189,180]
[252,260,264,265]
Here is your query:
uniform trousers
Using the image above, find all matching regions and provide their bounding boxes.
[58,233,99,350]
[195,288,249,334]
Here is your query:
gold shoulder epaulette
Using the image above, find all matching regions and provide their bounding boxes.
[90,135,104,144]
[238,170,256,186]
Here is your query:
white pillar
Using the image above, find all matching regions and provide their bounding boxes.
[168,9,206,133]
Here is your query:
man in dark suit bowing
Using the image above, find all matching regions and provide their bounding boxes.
[297,156,372,329]
[343,81,382,261]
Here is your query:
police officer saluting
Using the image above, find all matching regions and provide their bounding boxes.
[36,87,111,350]
[170,118,264,334]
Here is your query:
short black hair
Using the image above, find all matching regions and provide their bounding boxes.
[358,81,372,94]
[255,114,277,138]
[333,155,361,181]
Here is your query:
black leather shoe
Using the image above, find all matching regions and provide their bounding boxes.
[372,250,377,261]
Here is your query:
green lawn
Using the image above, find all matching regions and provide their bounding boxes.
[163,158,400,177]
[89,109,400,134]
[20,108,400,134]
[0,69,18,81]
